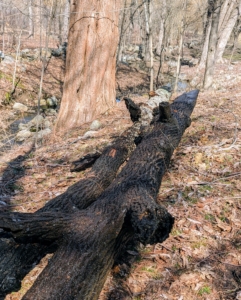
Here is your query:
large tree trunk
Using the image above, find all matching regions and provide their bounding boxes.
[0,90,199,300]
[55,0,121,132]
[203,0,222,89]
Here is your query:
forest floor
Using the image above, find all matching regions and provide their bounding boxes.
[0,39,241,300]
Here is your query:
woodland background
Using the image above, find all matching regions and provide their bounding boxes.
[0,0,241,299]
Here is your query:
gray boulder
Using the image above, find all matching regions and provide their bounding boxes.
[34,128,52,140]
[83,131,98,139]
[15,129,33,142]
[46,96,58,108]
[45,109,57,116]
[13,102,28,112]
[90,120,101,131]
[2,55,15,64]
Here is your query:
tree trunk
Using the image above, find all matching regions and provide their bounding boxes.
[62,0,69,43]
[174,0,187,93]
[116,0,128,67]
[0,90,199,300]
[199,17,212,69]
[149,0,154,91]
[55,0,121,133]
[28,0,34,38]
[156,0,166,56]
[203,0,222,89]
[33,0,42,37]
[216,0,241,62]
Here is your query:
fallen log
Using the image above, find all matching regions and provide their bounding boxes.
[0,88,171,298]
[0,90,199,299]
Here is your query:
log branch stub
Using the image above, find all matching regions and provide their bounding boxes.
[70,151,101,172]
[159,101,172,122]
[124,97,141,122]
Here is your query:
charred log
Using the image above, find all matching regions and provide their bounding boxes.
[0,88,171,298]
[70,151,101,172]
[124,97,142,122]
[0,90,199,300]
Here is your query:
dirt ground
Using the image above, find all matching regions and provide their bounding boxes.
[0,37,241,300]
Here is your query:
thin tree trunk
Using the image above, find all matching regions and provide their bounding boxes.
[199,18,212,69]
[62,0,69,43]
[218,0,235,32]
[174,0,187,93]
[203,0,222,89]
[216,0,241,62]
[156,0,166,56]
[116,0,128,67]
[28,0,34,38]
[149,0,154,91]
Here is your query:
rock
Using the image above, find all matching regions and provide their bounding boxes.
[40,99,47,109]
[30,115,44,126]
[18,123,28,131]
[13,102,28,112]
[2,55,15,64]
[45,109,57,116]
[0,51,5,60]
[20,49,37,61]
[46,96,58,108]
[15,129,33,142]
[51,42,67,59]
[34,49,52,60]
[147,89,170,109]
[90,120,101,130]
[83,131,98,139]
[179,73,188,81]
[34,128,52,140]
[43,120,51,128]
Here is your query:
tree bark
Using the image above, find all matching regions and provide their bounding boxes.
[203,0,222,89]
[28,0,34,38]
[216,0,241,62]
[55,0,121,132]
[156,0,166,56]
[0,90,198,300]
[62,0,70,43]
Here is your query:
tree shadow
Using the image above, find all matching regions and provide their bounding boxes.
[0,146,35,212]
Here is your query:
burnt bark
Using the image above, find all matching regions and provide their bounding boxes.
[70,152,101,172]
[0,90,199,300]
[0,89,171,298]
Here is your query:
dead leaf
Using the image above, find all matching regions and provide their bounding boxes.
[195,153,203,164]
[216,218,232,232]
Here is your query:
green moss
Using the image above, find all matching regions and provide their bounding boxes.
[198,286,211,296]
